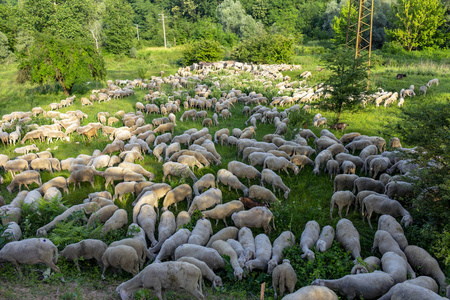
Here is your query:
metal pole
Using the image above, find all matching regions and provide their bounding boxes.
[367,0,374,90]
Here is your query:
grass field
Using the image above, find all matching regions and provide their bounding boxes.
[0,46,449,299]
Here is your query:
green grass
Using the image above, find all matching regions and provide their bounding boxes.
[0,46,449,299]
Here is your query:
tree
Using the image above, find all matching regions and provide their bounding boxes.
[19,34,105,95]
[0,31,16,64]
[102,0,135,54]
[182,40,224,65]
[322,46,367,124]
[387,0,446,51]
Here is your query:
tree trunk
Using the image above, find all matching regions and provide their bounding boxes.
[336,105,342,124]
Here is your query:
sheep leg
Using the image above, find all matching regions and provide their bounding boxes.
[346,204,350,216]
[74,259,81,272]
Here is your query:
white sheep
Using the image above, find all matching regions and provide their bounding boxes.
[316,225,335,253]
[60,239,107,272]
[211,240,244,280]
[427,78,439,87]
[361,195,412,229]
[300,221,320,261]
[1,221,22,241]
[404,245,448,293]
[267,231,295,274]
[290,155,314,170]
[245,233,272,272]
[188,218,213,246]
[232,206,275,234]
[177,256,223,290]
[174,244,225,270]
[136,204,157,247]
[202,201,244,226]
[281,285,337,300]
[206,226,239,248]
[0,238,60,276]
[162,162,198,182]
[313,150,333,175]
[336,218,361,261]
[261,169,290,199]
[330,191,356,219]
[216,169,249,195]
[149,210,176,253]
[381,251,408,284]
[188,188,222,216]
[264,156,299,176]
[272,259,298,299]
[87,204,118,227]
[116,261,204,300]
[351,256,381,274]
[341,160,356,174]
[152,228,191,263]
[228,161,262,185]
[334,174,359,192]
[248,185,278,204]
[378,214,408,250]
[162,184,192,211]
[176,211,191,229]
[6,170,42,193]
[326,159,340,179]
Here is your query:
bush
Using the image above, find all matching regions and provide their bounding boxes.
[231,34,294,64]
[182,40,224,65]
[129,47,137,58]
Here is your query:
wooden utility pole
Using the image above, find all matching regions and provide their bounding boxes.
[134,24,139,41]
[158,13,167,49]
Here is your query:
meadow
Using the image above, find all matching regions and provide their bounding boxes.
[0,46,449,299]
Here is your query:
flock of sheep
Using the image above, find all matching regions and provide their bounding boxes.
[0,61,448,300]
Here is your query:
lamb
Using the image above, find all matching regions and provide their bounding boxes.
[109,238,149,269]
[202,201,244,226]
[427,78,439,87]
[281,286,337,300]
[261,169,290,199]
[60,239,107,272]
[264,156,299,176]
[36,203,100,236]
[404,245,448,293]
[211,240,244,280]
[378,214,408,250]
[361,195,412,229]
[188,188,222,216]
[299,221,320,261]
[245,233,272,272]
[1,221,22,241]
[0,238,60,276]
[177,257,223,290]
[188,218,213,246]
[87,204,118,227]
[334,174,359,192]
[313,150,333,175]
[162,184,192,211]
[206,226,239,248]
[316,225,335,253]
[228,161,262,185]
[7,170,42,193]
[152,228,191,263]
[336,218,361,261]
[174,244,225,270]
[116,261,204,300]
[102,245,139,278]
[193,173,215,196]
[419,85,427,96]
[13,144,39,155]
[232,206,275,234]
[312,271,395,299]
[101,209,128,235]
[162,162,198,182]
[216,169,249,195]
[272,259,297,299]
[326,159,340,179]
[149,210,176,253]
[248,185,278,204]
[353,177,385,194]
[267,231,295,274]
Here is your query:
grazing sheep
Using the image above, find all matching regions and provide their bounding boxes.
[1,222,22,241]
[188,188,222,216]
[228,161,262,185]
[116,261,204,300]
[385,181,414,200]
[109,238,148,269]
[369,157,391,178]
[326,159,340,179]
[136,204,157,247]
[316,225,335,253]
[290,155,314,170]
[0,238,60,276]
[330,191,356,219]
[381,251,409,284]
[162,162,198,182]
[427,78,439,87]
[300,221,320,261]
[7,170,42,193]
[5,159,29,177]
[113,181,136,201]
[313,150,333,175]
[361,195,412,229]
[272,259,298,299]
[162,184,192,211]
[101,209,128,235]
[267,231,295,274]
[341,160,356,174]
[379,282,445,300]
[378,214,408,250]
[404,245,448,293]
[353,177,385,195]
[261,169,290,199]
[216,169,249,195]
[13,144,39,155]
[178,256,223,290]
[174,244,225,270]
[281,285,338,300]
[245,234,272,272]
[211,240,244,280]
[351,256,381,274]
[60,239,107,272]
[149,210,176,253]
[248,185,278,204]
[188,219,213,246]
[152,228,191,263]
[202,201,244,227]
[264,156,299,176]
[312,271,395,300]
[87,204,118,227]
[335,153,364,170]
[102,245,139,278]
[193,173,215,196]
[334,174,359,192]
[336,218,361,261]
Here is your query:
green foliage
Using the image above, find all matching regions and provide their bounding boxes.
[387,0,446,51]
[284,243,354,287]
[331,1,358,46]
[129,47,137,58]
[182,40,224,65]
[182,210,203,230]
[321,45,368,123]
[231,33,294,64]
[0,31,15,64]
[102,0,135,55]
[18,34,105,95]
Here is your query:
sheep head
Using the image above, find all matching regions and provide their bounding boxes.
[267,259,278,274]
[316,240,327,253]
[401,215,413,227]
[301,250,315,261]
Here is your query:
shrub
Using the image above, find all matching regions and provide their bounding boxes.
[129,47,137,58]
[182,40,224,65]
